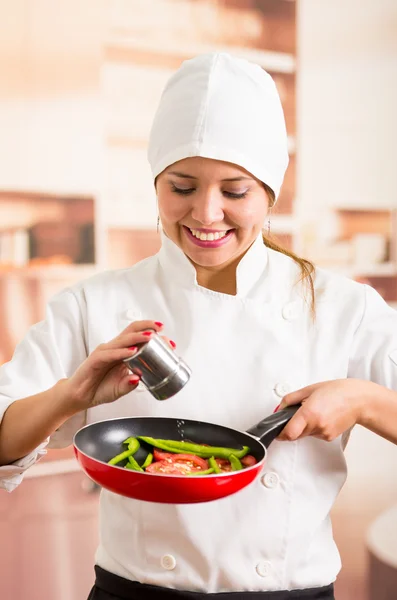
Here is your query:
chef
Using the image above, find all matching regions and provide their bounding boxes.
[0,53,397,600]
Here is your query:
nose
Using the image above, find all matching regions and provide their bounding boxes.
[190,188,224,225]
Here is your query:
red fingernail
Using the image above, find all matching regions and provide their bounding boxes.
[128,346,137,351]
[170,340,176,349]
[142,331,153,337]
[128,376,140,384]
[154,321,163,327]
[273,404,280,413]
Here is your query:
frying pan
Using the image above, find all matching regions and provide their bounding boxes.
[73,405,300,504]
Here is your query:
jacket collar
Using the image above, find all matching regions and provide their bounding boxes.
[157,230,268,297]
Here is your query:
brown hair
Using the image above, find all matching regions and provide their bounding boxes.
[263,185,316,317]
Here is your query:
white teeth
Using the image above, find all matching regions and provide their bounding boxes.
[189,229,229,241]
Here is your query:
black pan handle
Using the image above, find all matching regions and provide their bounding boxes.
[246,404,301,447]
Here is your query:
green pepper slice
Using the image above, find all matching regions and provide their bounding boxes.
[229,454,243,471]
[108,437,140,465]
[141,453,153,469]
[208,456,222,474]
[185,468,214,476]
[126,455,143,472]
[137,437,250,460]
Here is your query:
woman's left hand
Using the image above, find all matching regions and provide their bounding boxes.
[276,378,381,442]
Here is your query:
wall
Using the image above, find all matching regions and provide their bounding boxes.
[297,0,397,213]
[298,2,397,598]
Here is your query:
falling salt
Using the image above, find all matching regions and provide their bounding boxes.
[176,419,185,440]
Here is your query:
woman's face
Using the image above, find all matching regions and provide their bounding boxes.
[156,157,270,271]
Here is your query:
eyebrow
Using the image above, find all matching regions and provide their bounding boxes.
[168,171,253,182]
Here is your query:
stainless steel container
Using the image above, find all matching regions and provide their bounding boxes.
[123,332,191,400]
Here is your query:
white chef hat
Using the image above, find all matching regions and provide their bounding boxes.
[147,52,289,201]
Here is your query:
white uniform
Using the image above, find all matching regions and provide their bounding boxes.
[1,232,396,593]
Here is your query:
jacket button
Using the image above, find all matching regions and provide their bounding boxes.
[161,554,176,570]
[261,472,280,489]
[282,302,300,320]
[256,561,272,578]
[274,382,291,397]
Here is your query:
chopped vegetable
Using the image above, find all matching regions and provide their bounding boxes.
[209,456,222,474]
[241,455,257,467]
[137,437,250,460]
[107,435,256,475]
[229,454,243,471]
[215,458,232,472]
[128,455,144,472]
[186,468,214,476]
[123,437,140,453]
[108,436,140,465]
[141,453,153,469]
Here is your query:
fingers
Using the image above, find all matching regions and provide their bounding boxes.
[107,330,156,351]
[277,410,308,441]
[90,320,178,375]
[90,346,140,368]
[161,335,176,350]
[123,320,164,334]
[105,320,165,351]
[281,386,312,408]
[118,371,141,397]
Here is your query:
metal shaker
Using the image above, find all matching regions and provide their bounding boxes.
[123,331,191,400]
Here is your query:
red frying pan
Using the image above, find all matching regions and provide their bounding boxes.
[73,405,299,504]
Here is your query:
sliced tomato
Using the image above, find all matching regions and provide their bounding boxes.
[152,449,208,470]
[146,457,207,476]
[241,455,257,467]
[146,452,209,475]
[215,458,232,472]
[153,448,174,461]
[145,461,188,475]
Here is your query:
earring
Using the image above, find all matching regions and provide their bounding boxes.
[156,216,160,233]
[267,218,271,236]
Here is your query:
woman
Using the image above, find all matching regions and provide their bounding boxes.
[0,53,396,600]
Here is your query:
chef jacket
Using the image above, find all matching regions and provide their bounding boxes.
[0,232,396,593]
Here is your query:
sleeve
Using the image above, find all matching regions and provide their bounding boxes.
[348,284,397,390]
[0,287,88,492]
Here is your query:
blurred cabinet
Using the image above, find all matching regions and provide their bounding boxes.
[0,472,99,600]
[102,0,298,237]
[0,0,104,195]
[0,0,301,359]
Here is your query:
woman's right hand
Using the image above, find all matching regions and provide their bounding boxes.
[61,320,173,412]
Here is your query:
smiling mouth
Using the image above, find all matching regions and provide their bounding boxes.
[186,227,233,241]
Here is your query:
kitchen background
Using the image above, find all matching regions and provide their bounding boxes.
[0,0,396,599]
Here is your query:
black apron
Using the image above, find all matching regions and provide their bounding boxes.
[88,566,335,600]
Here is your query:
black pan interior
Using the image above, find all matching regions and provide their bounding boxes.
[74,417,265,467]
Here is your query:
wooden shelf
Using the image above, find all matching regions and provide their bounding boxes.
[0,190,94,203]
[105,134,297,156]
[104,36,296,74]
[323,263,397,279]
[0,264,98,280]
